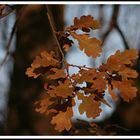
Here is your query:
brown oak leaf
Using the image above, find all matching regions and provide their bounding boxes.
[71,32,102,58]
[67,15,101,32]
[77,92,102,118]
[26,51,59,78]
[47,68,66,80]
[101,49,139,72]
[35,95,57,115]
[51,107,73,132]
[47,79,74,98]
[112,80,137,102]
[71,68,97,84]
[108,85,118,101]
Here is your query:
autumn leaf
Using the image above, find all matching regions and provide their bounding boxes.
[119,67,138,79]
[26,51,59,78]
[35,95,57,115]
[67,15,101,32]
[57,31,73,52]
[71,32,102,58]
[91,72,106,92]
[112,80,137,102]
[108,85,118,101]
[103,49,139,72]
[71,68,97,84]
[47,68,66,80]
[51,107,73,132]
[47,79,74,98]
[77,92,102,118]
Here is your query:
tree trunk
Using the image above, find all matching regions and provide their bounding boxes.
[5,5,64,135]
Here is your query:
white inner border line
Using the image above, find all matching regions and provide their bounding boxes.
[0,1,140,4]
[0,1,140,139]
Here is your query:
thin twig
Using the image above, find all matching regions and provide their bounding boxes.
[46,5,65,61]
[0,6,25,69]
[101,5,120,45]
[115,24,130,49]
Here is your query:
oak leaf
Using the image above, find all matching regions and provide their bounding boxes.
[91,73,106,92]
[35,95,57,115]
[71,68,97,84]
[71,32,102,58]
[103,49,139,72]
[26,51,59,78]
[67,15,101,32]
[47,68,66,80]
[77,92,102,118]
[112,80,137,102]
[51,107,73,132]
[119,67,138,79]
[108,85,118,101]
[47,79,74,98]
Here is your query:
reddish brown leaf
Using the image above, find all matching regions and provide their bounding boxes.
[71,68,97,84]
[35,95,57,115]
[67,15,101,32]
[51,107,73,132]
[47,68,66,80]
[112,80,137,102]
[71,32,102,58]
[77,92,102,118]
[47,79,74,98]
[26,51,59,78]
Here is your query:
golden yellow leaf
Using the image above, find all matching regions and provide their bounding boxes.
[51,107,73,132]
[71,32,102,58]
[77,92,102,118]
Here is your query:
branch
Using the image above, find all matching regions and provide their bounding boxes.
[101,5,120,45]
[0,6,25,69]
[115,24,130,49]
[46,5,65,61]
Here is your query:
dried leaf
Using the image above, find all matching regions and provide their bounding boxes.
[108,85,118,101]
[105,49,139,72]
[67,15,101,32]
[91,73,106,92]
[51,107,73,132]
[71,68,97,84]
[35,95,57,115]
[71,32,102,58]
[47,79,74,98]
[57,31,73,51]
[77,92,102,118]
[119,67,138,79]
[26,51,59,78]
[112,80,137,102]
[47,68,66,80]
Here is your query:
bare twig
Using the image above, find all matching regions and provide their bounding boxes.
[115,24,129,49]
[46,5,65,61]
[101,5,120,44]
[0,6,25,69]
